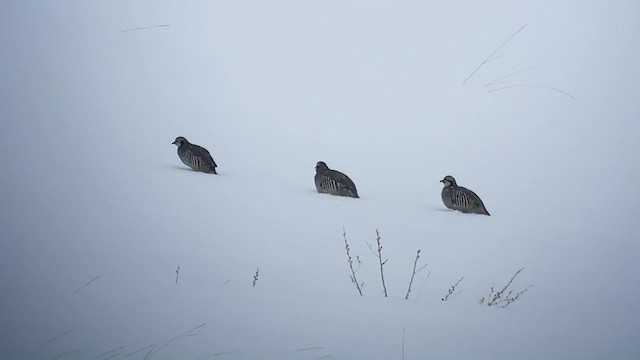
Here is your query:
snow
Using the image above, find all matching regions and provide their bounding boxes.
[1,1,640,359]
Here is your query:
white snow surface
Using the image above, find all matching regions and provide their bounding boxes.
[1,1,640,359]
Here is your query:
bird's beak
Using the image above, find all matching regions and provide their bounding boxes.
[439,179,445,183]
[172,141,177,145]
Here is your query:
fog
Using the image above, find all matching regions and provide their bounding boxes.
[1,1,639,359]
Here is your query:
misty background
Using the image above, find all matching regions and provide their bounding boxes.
[1,1,639,359]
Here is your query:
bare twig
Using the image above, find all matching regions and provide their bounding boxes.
[36,330,73,354]
[442,277,464,301]
[462,24,528,84]
[413,271,431,302]
[50,349,90,360]
[375,230,388,297]
[73,275,101,294]
[142,323,205,360]
[120,24,170,33]
[93,346,125,360]
[402,326,406,360]
[488,84,575,99]
[281,346,325,356]
[404,250,423,300]
[124,343,161,358]
[252,268,259,287]
[175,266,180,284]
[206,350,237,357]
[364,241,378,258]
[483,66,535,87]
[343,228,363,296]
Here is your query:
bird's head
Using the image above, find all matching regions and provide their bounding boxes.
[315,161,329,174]
[440,175,456,187]
[172,136,188,147]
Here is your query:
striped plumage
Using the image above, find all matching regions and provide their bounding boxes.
[440,175,490,215]
[172,136,218,174]
[314,161,359,198]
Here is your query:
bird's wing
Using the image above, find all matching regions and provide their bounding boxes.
[460,186,486,207]
[333,171,357,191]
[191,144,217,167]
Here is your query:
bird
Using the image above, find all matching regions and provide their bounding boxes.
[314,161,359,198]
[172,136,218,174]
[440,175,490,215]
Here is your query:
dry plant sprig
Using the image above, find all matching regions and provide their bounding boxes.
[36,330,73,355]
[402,326,406,360]
[405,250,425,300]
[480,267,532,308]
[375,229,388,297]
[413,270,431,302]
[175,266,180,284]
[442,277,464,301]
[483,66,534,87]
[72,275,101,295]
[252,267,259,287]
[488,84,575,99]
[93,346,125,360]
[141,323,205,360]
[120,24,170,33]
[343,228,363,296]
[462,24,528,84]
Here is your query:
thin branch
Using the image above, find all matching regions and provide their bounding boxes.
[93,346,125,360]
[364,241,378,258]
[73,275,101,295]
[49,349,90,360]
[462,24,528,84]
[252,268,259,287]
[206,350,237,357]
[488,84,575,99]
[343,228,363,296]
[281,346,325,355]
[404,250,423,300]
[402,326,406,360]
[142,323,206,360]
[483,66,535,87]
[441,277,464,301]
[175,265,180,284]
[375,230,388,297]
[36,330,73,354]
[120,24,170,33]
[124,343,161,358]
[413,270,431,302]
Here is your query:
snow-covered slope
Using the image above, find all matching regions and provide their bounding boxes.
[1,1,639,359]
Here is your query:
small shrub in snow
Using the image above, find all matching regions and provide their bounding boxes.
[480,267,532,308]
